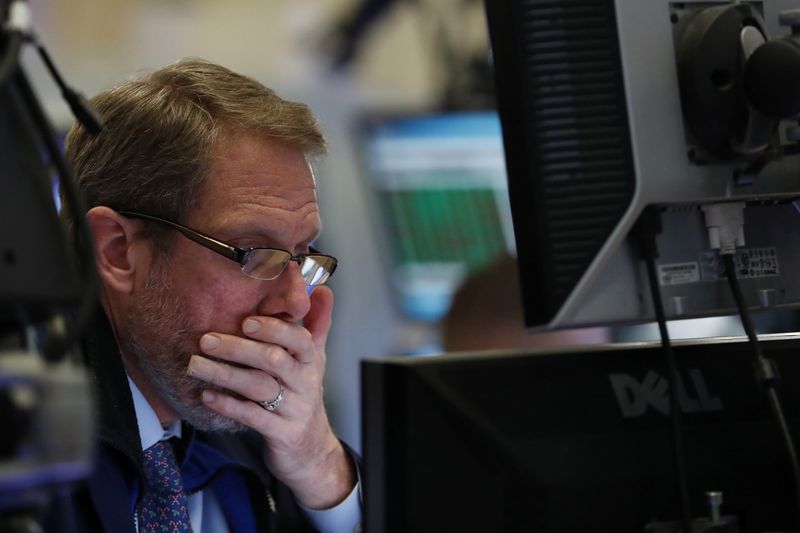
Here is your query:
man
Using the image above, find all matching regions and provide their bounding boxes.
[55,59,360,532]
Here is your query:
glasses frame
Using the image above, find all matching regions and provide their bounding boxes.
[117,210,338,283]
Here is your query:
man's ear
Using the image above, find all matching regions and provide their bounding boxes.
[86,206,148,294]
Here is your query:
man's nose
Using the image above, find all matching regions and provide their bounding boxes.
[256,261,311,321]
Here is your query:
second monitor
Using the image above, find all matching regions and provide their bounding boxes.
[363,335,800,532]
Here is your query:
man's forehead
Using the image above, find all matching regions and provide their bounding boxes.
[177,130,319,236]
[211,130,313,172]
[199,132,316,199]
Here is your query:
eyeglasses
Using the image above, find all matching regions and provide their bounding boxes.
[118,211,338,287]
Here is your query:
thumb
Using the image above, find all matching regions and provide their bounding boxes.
[304,285,334,349]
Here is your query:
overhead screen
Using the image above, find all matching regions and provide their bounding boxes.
[360,112,515,321]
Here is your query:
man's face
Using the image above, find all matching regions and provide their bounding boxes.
[122,130,322,431]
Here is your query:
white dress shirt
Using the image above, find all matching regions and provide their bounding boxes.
[128,377,361,532]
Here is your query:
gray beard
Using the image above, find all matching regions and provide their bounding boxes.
[121,258,247,433]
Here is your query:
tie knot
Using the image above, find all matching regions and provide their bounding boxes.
[142,440,183,494]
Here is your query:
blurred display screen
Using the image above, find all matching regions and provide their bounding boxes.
[361,111,514,321]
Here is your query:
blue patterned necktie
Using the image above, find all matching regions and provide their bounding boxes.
[138,439,193,533]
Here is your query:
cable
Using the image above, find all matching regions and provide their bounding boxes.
[637,208,693,533]
[2,5,103,135]
[29,32,102,135]
[723,252,800,530]
[701,201,800,528]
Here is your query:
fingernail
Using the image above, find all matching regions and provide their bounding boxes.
[187,355,208,378]
[187,355,199,376]
[200,334,219,351]
[202,390,217,403]
[243,319,260,333]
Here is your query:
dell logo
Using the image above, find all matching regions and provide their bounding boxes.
[609,369,723,418]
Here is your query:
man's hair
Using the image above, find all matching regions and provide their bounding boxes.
[63,58,326,242]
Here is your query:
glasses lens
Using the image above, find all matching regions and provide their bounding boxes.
[242,249,291,280]
[301,255,338,287]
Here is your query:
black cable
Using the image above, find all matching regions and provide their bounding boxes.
[13,67,98,360]
[722,252,800,530]
[645,256,694,533]
[638,208,693,533]
[30,34,102,135]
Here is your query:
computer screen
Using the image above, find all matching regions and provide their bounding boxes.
[484,0,800,330]
[359,111,515,321]
[363,335,800,532]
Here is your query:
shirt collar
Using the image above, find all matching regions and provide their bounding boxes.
[127,375,182,450]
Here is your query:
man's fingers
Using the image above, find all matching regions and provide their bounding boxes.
[201,389,285,427]
[188,354,283,405]
[304,286,334,349]
[199,332,298,374]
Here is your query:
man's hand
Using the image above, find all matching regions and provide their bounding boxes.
[187,286,356,509]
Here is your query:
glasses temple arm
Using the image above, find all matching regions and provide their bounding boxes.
[118,211,247,263]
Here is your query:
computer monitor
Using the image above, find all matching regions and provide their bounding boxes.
[484,0,800,330]
[362,335,800,532]
[359,111,515,321]
[0,72,81,324]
